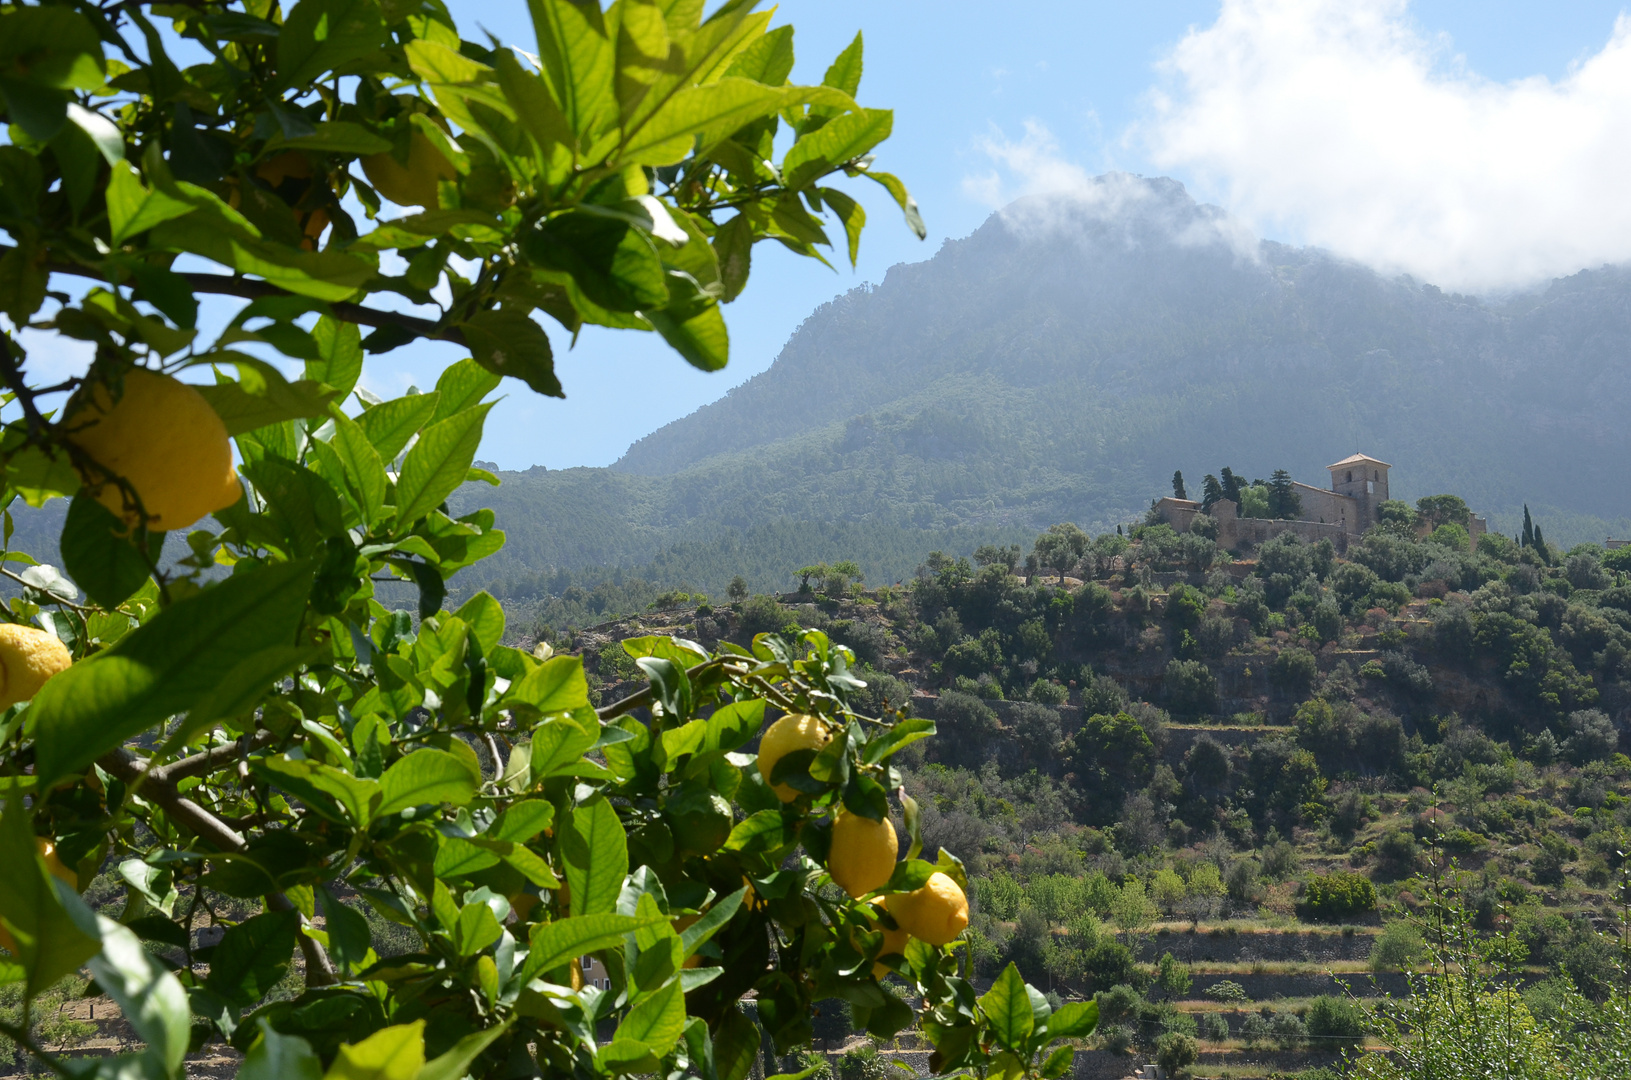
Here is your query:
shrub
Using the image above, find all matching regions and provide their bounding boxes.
[1155,1032,1198,1079]
[1305,996,1367,1047]
[1204,980,1249,1003]
[837,1044,887,1080]
[1164,658,1219,717]
[739,593,790,637]
[1270,648,1319,693]
[1197,1012,1230,1042]
[1299,871,1378,922]
[1370,920,1426,972]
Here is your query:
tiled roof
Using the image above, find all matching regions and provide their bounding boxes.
[1326,453,1391,470]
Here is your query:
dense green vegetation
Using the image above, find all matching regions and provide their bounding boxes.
[561,493,1631,1077]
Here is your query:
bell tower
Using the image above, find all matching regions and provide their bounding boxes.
[1327,454,1390,530]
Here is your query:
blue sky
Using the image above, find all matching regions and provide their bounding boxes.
[29,2,1631,471]
[423,0,1631,471]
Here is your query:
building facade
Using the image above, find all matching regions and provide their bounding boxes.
[1153,454,1486,553]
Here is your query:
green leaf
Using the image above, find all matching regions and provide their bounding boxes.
[30,560,315,788]
[199,362,340,436]
[452,902,502,957]
[621,77,786,163]
[863,170,925,240]
[454,592,506,654]
[354,392,440,462]
[782,109,892,186]
[377,749,478,815]
[416,1021,512,1080]
[491,800,555,843]
[492,47,573,154]
[821,31,864,98]
[324,1021,425,1080]
[0,795,100,995]
[430,358,503,424]
[0,7,106,90]
[0,243,46,326]
[240,457,345,559]
[820,187,865,268]
[678,887,745,957]
[460,310,562,397]
[256,756,380,826]
[646,301,727,372]
[88,914,191,1077]
[394,402,494,524]
[319,890,373,976]
[862,717,935,765]
[527,0,615,144]
[723,25,794,85]
[523,912,660,982]
[879,859,936,895]
[205,910,299,1007]
[240,1021,323,1080]
[508,655,590,714]
[1039,1045,1075,1079]
[713,1008,760,1080]
[560,795,627,917]
[524,211,668,313]
[271,121,392,155]
[722,809,797,856]
[1043,1000,1098,1039]
[327,411,388,524]
[308,317,364,399]
[614,978,685,1055]
[278,0,389,89]
[978,963,1033,1050]
[107,161,194,245]
[59,495,151,609]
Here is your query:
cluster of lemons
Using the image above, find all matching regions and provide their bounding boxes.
[757,714,970,975]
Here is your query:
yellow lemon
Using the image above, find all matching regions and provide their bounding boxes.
[857,897,910,978]
[886,872,969,946]
[66,369,242,530]
[0,624,71,711]
[251,151,331,250]
[0,839,77,954]
[361,132,457,209]
[755,713,830,801]
[828,809,898,898]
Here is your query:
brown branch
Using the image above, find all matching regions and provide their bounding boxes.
[33,252,466,346]
[149,730,278,785]
[96,746,339,987]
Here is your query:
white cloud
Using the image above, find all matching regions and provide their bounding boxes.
[962,120,1092,209]
[1139,0,1631,292]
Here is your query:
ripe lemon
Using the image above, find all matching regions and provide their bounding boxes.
[0,839,77,954]
[886,871,969,946]
[755,713,831,801]
[0,624,71,711]
[66,369,242,530]
[361,132,457,209]
[857,897,909,978]
[828,809,898,898]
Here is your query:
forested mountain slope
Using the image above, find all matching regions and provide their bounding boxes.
[453,174,1631,600]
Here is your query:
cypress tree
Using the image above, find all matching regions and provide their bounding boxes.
[1522,505,1534,548]
[1220,467,1245,504]
[1172,470,1187,500]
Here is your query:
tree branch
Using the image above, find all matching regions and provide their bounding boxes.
[32,251,466,346]
[96,747,339,987]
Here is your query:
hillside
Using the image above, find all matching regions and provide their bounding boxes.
[544,512,1631,1079]
[445,174,1631,607]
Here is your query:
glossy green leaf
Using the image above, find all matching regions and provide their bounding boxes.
[978,963,1033,1050]
[524,212,668,312]
[622,76,785,162]
[416,1022,512,1080]
[240,1020,323,1080]
[452,902,502,957]
[329,411,388,524]
[527,0,614,144]
[646,301,727,372]
[324,1021,425,1080]
[1044,1000,1098,1039]
[508,655,590,714]
[560,795,627,917]
[354,392,440,462]
[863,169,926,240]
[460,310,562,397]
[200,363,340,437]
[523,912,659,982]
[206,910,300,1007]
[395,403,494,524]
[430,359,503,424]
[377,749,478,815]
[308,317,364,399]
[31,560,315,787]
[782,109,891,186]
[89,914,191,1076]
[59,495,151,609]
[722,809,797,855]
[106,161,194,245]
[278,0,389,89]
[614,978,685,1055]
[0,795,100,995]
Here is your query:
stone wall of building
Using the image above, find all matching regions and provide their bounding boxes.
[1211,500,1350,553]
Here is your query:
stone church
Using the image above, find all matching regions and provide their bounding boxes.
[1153,454,1487,552]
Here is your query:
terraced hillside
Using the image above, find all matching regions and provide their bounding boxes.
[542,506,1631,1080]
